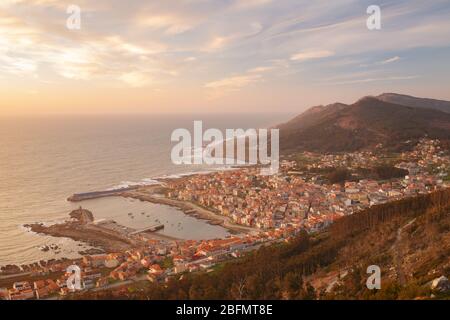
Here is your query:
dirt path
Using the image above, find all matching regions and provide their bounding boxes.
[392,218,416,285]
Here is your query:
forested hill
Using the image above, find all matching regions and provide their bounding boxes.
[75,188,450,300]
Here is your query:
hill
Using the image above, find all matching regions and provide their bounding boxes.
[278,95,450,153]
[377,93,450,114]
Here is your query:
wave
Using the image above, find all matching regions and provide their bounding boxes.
[105,166,240,190]
[107,178,160,190]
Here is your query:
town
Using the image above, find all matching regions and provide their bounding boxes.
[1,138,449,300]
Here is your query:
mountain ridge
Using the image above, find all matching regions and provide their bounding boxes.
[376,93,450,114]
[277,94,450,153]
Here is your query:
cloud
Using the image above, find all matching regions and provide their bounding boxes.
[138,14,193,35]
[290,50,334,61]
[1,0,450,110]
[205,61,276,94]
[232,0,272,10]
[323,75,419,86]
[119,72,153,87]
[205,36,229,52]
[247,66,273,73]
[0,56,37,74]
[204,73,263,100]
[379,56,401,65]
[203,22,263,53]
[205,74,262,90]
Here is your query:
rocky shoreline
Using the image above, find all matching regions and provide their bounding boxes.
[1,175,248,274]
[23,208,139,255]
[0,257,75,277]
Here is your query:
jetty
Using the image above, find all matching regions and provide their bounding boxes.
[67,186,140,202]
[129,224,164,235]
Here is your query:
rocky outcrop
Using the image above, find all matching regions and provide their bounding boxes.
[431,276,450,292]
[69,207,94,224]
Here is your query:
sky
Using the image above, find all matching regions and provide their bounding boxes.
[1,0,450,115]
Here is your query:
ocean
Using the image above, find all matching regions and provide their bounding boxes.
[0,113,290,266]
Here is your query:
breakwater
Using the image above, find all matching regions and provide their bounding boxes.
[67,186,140,202]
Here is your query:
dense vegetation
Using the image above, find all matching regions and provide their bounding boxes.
[74,188,450,300]
[306,165,408,184]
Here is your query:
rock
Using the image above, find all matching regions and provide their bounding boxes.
[431,276,450,292]
[69,208,94,224]
[0,264,21,274]
[78,248,105,255]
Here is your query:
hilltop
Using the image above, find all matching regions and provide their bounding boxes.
[278,94,450,153]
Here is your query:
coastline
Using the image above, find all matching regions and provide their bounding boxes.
[2,170,250,272]
[21,207,180,262]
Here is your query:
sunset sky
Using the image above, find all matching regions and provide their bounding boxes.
[1,0,450,115]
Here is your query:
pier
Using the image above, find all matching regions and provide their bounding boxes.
[67,186,140,202]
[129,224,165,235]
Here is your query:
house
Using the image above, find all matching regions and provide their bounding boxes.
[388,190,402,198]
[46,279,60,293]
[83,255,108,268]
[83,272,102,281]
[104,258,120,269]
[188,265,199,272]
[33,280,46,290]
[199,262,215,269]
[147,274,157,283]
[0,288,10,300]
[9,288,34,300]
[148,264,163,276]
[174,264,187,274]
[56,278,68,288]
[231,251,241,258]
[140,257,152,268]
[117,271,128,281]
[156,247,167,256]
[59,287,70,296]
[173,255,185,264]
[83,279,95,290]
[35,287,50,300]
[96,277,109,288]
[109,271,120,280]
[13,281,31,291]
